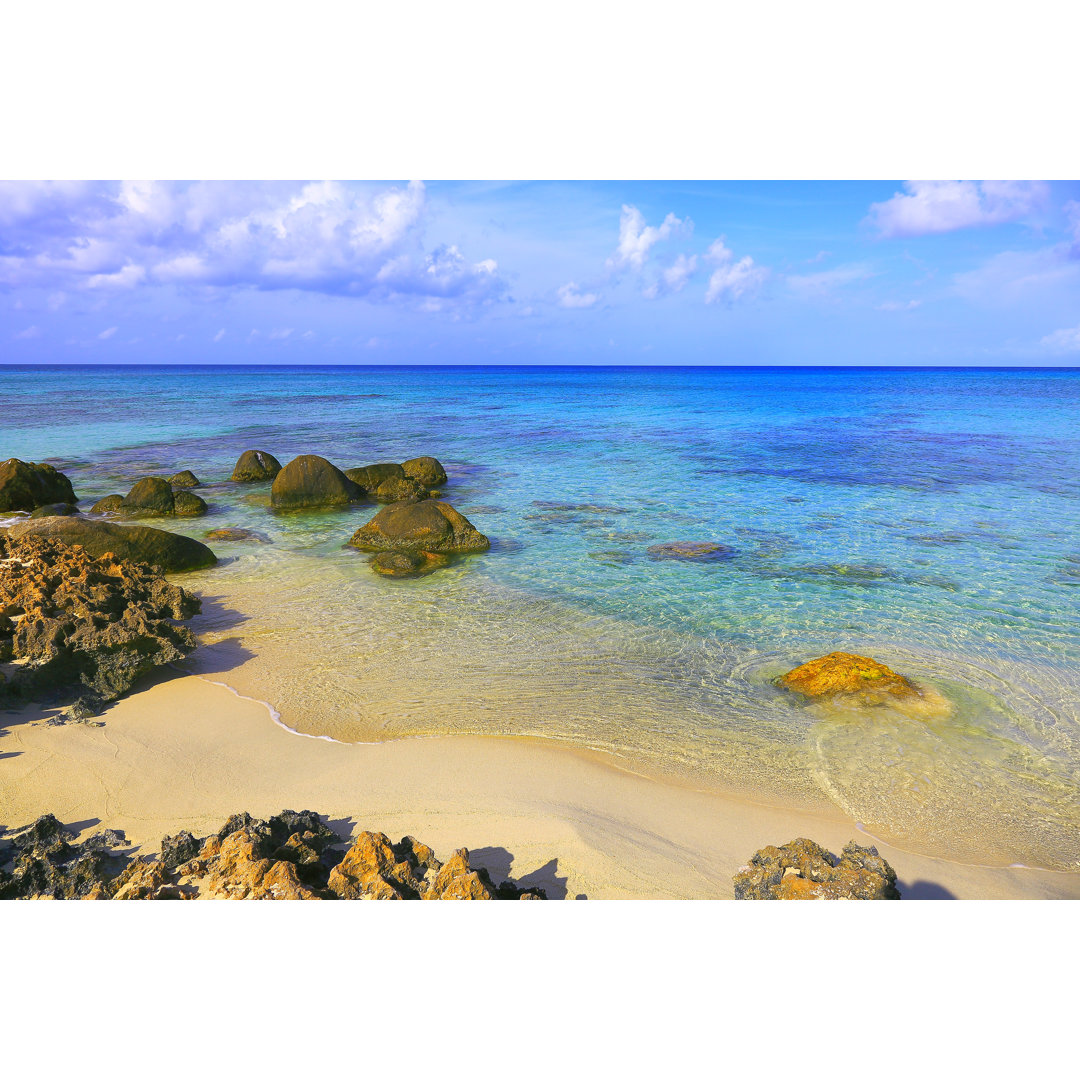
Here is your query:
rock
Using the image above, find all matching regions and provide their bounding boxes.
[779,651,920,702]
[90,494,125,513]
[29,502,79,518]
[231,450,282,482]
[123,476,176,515]
[401,456,447,487]
[271,455,363,510]
[168,470,200,488]
[205,527,267,543]
[172,491,208,517]
[0,458,77,513]
[647,541,735,561]
[349,500,490,554]
[369,550,450,577]
[7,516,217,572]
[327,830,425,899]
[373,476,429,503]
[425,848,498,900]
[344,463,405,493]
[0,531,201,712]
[733,838,901,900]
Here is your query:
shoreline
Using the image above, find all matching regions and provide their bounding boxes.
[2,672,1077,899]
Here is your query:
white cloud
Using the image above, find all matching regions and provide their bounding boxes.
[268,327,293,340]
[787,263,873,297]
[557,281,599,308]
[14,325,40,339]
[98,326,118,339]
[607,205,688,272]
[877,299,922,311]
[703,236,768,305]
[867,180,1049,238]
[213,328,225,342]
[953,246,1080,305]
[1041,324,1080,353]
[87,263,146,289]
[663,253,697,292]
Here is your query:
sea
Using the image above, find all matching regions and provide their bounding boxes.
[3,364,1079,870]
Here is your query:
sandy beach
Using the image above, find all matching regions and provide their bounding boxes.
[2,671,1077,899]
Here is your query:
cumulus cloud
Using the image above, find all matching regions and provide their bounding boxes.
[1041,324,1080,353]
[607,205,688,272]
[98,326,118,339]
[0,180,505,306]
[14,325,40,339]
[787,263,873,297]
[867,180,1050,238]
[953,246,1080,304]
[557,281,599,308]
[703,236,768,305]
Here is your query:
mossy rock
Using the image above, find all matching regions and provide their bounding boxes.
[231,450,282,483]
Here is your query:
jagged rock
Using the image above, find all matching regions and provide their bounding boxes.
[426,848,498,900]
[168,470,200,488]
[327,831,425,899]
[401,456,447,488]
[160,830,201,871]
[205,527,267,543]
[7,516,216,572]
[0,458,76,512]
[368,550,450,577]
[29,503,79,518]
[647,541,735,561]
[231,450,282,482]
[91,494,125,513]
[172,491,208,517]
[0,532,201,712]
[779,651,920,703]
[733,838,901,900]
[271,455,363,510]
[349,500,489,554]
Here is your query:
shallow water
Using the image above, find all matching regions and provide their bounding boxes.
[3,364,1079,869]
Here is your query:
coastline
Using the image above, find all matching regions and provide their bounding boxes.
[2,672,1077,899]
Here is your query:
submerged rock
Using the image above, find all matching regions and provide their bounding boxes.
[29,502,79,518]
[401,456,447,487]
[0,458,77,513]
[647,541,735,561]
[733,838,900,900]
[271,455,363,509]
[369,550,450,577]
[168,470,201,488]
[779,651,919,702]
[7,516,217,572]
[349,500,490,554]
[205,527,268,543]
[231,450,282,482]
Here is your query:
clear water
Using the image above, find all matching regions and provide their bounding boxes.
[3,364,1079,869]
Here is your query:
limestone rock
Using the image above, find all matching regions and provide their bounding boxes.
[231,450,282,482]
[271,455,363,509]
[349,500,489,554]
[7,516,217,572]
[779,651,919,702]
[401,456,447,487]
[733,837,900,900]
[0,458,77,513]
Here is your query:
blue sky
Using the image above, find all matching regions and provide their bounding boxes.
[2,179,1078,366]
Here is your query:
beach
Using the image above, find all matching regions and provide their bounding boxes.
[2,671,1077,899]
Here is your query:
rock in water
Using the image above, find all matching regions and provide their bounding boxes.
[271,455,363,509]
[172,490,208,517]
[122,476,177,515]
[733,838,901,900]
[401,456,447,487]
[369,550,450,577]
[0,458,77,512]
[7,516,217,572]
[344,462,406,492]
[230,450,282,482]
[349,500,490,553]
[205,527,267,543]
[779,651,919,702]
[168,470,200,488]
[91,494,125,513]
[647,541,735,561]
[29,502,79,518]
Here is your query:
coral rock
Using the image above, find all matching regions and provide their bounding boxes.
[733,837,900,900]
[780,651,919,702]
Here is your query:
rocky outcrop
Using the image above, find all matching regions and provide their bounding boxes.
[349,500,489,554]
[94,477,208,519]
[167,470,200,488]
[779,651,920,703]
[2,810,548,899]
[231,450,283,482]
[0,532,200,716]
[647,541,735,561]
[733,838,900,900]
[401,456,447,487]
[271,455,363,509]
[0,458,77,513]
[7,516,216,572]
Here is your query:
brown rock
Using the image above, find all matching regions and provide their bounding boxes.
[90,494,125,514]
[327,831,425,899]
[168,470,201,488]
[0,458,77,512]
[369,550,450,577]
[123,476,176,515]
[425,848,497,900]
[401,456,447,487]
[205,527,267,543]
[344,463,405,493]
[172,490,208,517]
[231,450,282,482]
[349,500,489,554]
[271,455,363,509]
[647,541,735,561]
[733,837,901,900]
[779,651,919,701]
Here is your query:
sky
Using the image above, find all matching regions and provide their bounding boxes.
[1,179,1078,366]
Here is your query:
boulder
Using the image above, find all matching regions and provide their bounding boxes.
[172,491,208,517]
[271,455,363,509]
[401,456,447,487]
[647,541,735,561]
[205,527,267,543]
[369,550,450,577]
[168,470,200,488]
[779,651,919,702]
[123,476,176,515]
[733,838,901,900]
[231,450,282,482]
[344,462,405,493]
[7,516,217,572]
[0,458,77,512]
[373,476,429,503]
[91,494,125,513]
[349,500,490,554]
[29,502,79,518]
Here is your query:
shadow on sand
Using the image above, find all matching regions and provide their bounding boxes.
[899,878,958,900]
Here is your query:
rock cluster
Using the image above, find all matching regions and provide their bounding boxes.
[344,462,430,503]
[0,458,77,513]
[779,651,920,703]
[7,516,216,572]
[733,837,901,900]
[0,531,201,717]
[1,810,547,900]
[91,476,207,518]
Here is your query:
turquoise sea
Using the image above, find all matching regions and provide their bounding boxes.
[3,364,1079,869]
